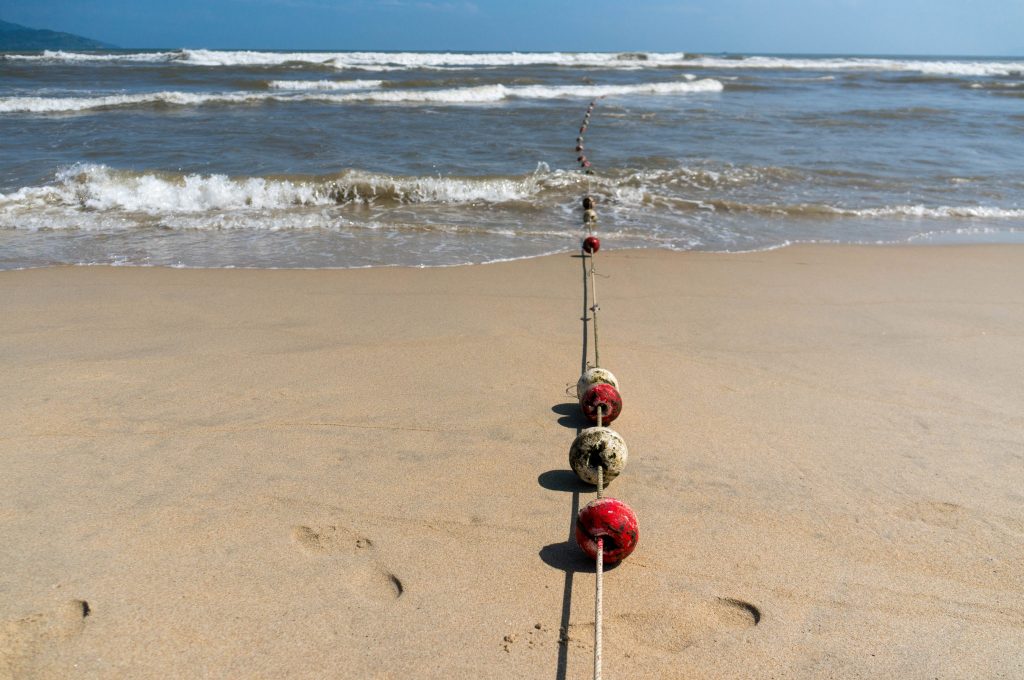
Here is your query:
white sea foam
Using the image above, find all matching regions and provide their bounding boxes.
[267,79,384,90]
[338,83,510,103]
[839,205,1024,218]
[339,167,554,203]
[8,50,1024,78]
[0,91,274,113]
[0,165,333,216]
[0,48,661,70]
[687,55,1024,77]
[5,49,691,70]
[0,79,723,112]
[4,163,1020,235]
[3,49,179,63]
[0,164,557,223]
[177,49,692,70]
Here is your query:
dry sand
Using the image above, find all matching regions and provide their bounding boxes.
[1,245,1023,679]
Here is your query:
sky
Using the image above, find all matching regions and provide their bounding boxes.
[2,0,1022,56]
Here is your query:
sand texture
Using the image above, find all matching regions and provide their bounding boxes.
[1,245,1023,678]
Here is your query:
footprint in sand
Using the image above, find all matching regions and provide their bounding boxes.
[0,599,90,676]
[573,596,760,655]
[900,500,966,529]
[291,525,403,601]
[706,597,761,627]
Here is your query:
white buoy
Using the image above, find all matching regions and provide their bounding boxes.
[569,427,628,486]
[576,367,619,401]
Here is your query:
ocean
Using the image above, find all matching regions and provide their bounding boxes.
[1,49,1022,269]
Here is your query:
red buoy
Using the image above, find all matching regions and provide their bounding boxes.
[582,236,600,253]
[575,497,639,563]
[581,383,621,424]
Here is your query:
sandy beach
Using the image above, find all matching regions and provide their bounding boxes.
[2,244,1023,679]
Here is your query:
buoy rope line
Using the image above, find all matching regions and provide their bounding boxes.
[595,459,604,680]
[588,255,602,369]
[567,101,638,680]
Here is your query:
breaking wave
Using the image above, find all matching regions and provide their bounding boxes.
[266,79,385,90]
[2,163,1021,230]
[3,49,692,69]
[0,79,723,112]
[685,55,1024,77]
[2,49,180,63]
[6,50,1023,79]
[0,164,559,219]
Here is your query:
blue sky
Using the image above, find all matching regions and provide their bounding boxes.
[3,0,1022,55]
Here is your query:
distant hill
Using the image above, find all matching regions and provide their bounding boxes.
[0,19,115,51]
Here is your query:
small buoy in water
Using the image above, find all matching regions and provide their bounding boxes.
[582,196,595,210]
[582,236,600,253]
[575,144,583,152]
[580,125,587,134]
[583,209,598,223]
[582,160,591,168]
[576,136,584,144]
[578,155,586,163]
[576,367,618,400]
[569,426,628,485]
[581,383,622,424]
[575,497,639,563]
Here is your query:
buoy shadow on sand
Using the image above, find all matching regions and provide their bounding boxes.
[537,469,593,494]
[551,402,590,430]
[539,541,624,575]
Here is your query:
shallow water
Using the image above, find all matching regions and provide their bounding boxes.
[1,49,1022,268]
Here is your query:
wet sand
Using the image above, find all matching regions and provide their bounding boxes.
[2,245,1023,678]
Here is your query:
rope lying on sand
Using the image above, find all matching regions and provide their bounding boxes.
[566,100,640,680]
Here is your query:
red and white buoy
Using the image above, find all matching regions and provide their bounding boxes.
[581,383,622,425]
[575,497,639,564]
[576,367,618,401]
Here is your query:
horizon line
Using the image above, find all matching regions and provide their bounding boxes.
[6,46,1024,59]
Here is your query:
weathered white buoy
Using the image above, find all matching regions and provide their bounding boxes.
[576,367,619,401]
[569,426,628,486]
[583,209,598,223]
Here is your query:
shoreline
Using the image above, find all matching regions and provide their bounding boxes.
[2,244,1022,678]
[6,235,1024,273]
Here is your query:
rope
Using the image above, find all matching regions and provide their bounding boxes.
[594,407,605,679]
[578,99,603,371]
[595,534,604,680]
[579,99,607,680]
[589,254,601,369]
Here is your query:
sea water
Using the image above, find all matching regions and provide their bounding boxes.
[1,49,1022,268]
